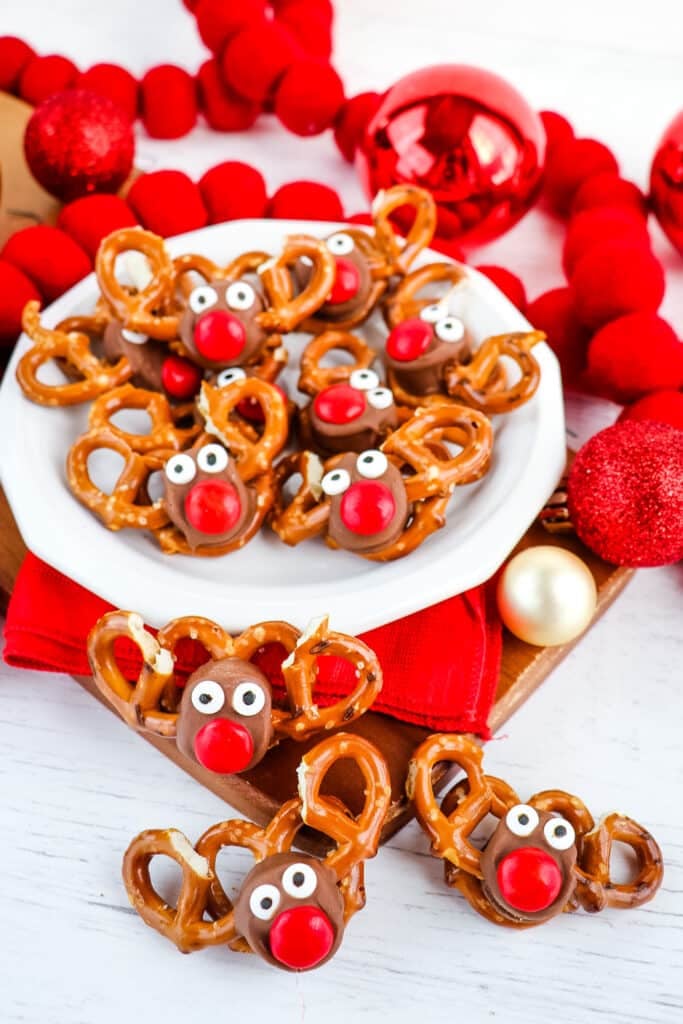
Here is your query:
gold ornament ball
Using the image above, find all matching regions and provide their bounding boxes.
[497,546,597,647]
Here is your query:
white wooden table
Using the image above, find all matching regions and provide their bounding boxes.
[1,2,682,1021]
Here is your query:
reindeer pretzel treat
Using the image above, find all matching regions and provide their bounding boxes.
[88,610,383,774]
[407,734,663,928]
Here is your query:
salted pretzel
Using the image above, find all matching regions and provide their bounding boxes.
[298,330,377,397]
[88,610,383,774]
[88,384,201,454]
[122,732,391,970]
[443,330,545,414]
[96,227,179,340]
[383,261,467,330]
[407,734,663,929]
[196,377,288,479]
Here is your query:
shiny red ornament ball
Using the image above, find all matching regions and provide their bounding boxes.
[570,241,665,330]
[1,225,90,302]
[571,172,648,219]
[194,0,266,54]
[19,54,78,106]
[275,59,345,136]
[475,265,527,313]
[141,65,197,139]
[585,313,683,403]
[23,89,134,202]
[562,207,649,276]
[0,36,36,93]
[526,287,589,389]
[0,260,41,347]
[567,421,683,567]
[196,59,260,132]
[618,390,683,431]
[650,111,683,256]
[544,137,619,214]
[222,21,299,103]
[57,194,138,259]
[199,161,268,223]
[333,92,382,162]
[268,181,343,221]
[76,63,138,122]
[126,171,208,236]
[358,65,545,246]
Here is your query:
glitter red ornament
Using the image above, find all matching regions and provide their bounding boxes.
[649,110,683,256]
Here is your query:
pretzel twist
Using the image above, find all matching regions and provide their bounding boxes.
[384,263,467,329]
[173,250,271,297]
[88,384,201,453]
[444,331,545,413]
[371,184,438,276]
[258,235,336,332]
[298,331,376,396]
[96,228,179,340]
[17,302,132,406]
[574,813,664,913]
[269,451,329,546]
[197,379,288,480]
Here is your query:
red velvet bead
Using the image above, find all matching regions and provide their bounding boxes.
[141,65,197,139]
[496,847,563,913]
[544,137,619,214]
[196,59,260,132]
[279,3,333,59]
[334,92,382,162]
[275,59,345,136]
[199,161,268,223]
[221,21,299,103]
[19,54,79,106]
[193,718,254,774]
[1,225,90,302]
[340,480,396,536]
[194,0,266,54]
[475,265,527,313]
[562,208,649,276]
[126,171,208,236]
[570,241,665,330]
[184,479,242,534]
[269,906,335,971]
[0,260,41,348]
[268,181,343,221]
[585,313,683,403]
[76,64,138,122]
[57,195,138,259]
[526,287,590,389]
[539,110,574,152]
[0,36,36,93]
[618,390,683,431]
[567,420,683,566]
[571,172,648,219]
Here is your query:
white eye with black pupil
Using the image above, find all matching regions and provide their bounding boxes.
[349,368,379,391]
[544,817,576,851]
[232,681,266,717]
[226,282,256,311]
[196,443,229,474]
[356,450,388,479]
[164,453,196,485]
[327,233,354,256]
[216,367,247,388]
[282,862,317,899]
[321,468,351,496]
[505,804,539,838]
[367,387,393,410]
[420,303,443,324]
[435,317,465,343]
[249,884,280,921]
[189,285,218,314]
[190,680,225,715]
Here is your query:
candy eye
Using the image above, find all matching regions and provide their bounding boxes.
[420,303,443,324]
[367,387,394,410]
[505,804,540,838]
[190,679,225,715]
[321,468,351,496]
[164,453,197,485]
[543,817,576,851]
[196,443,229,474]
[216,367,247,388]
[282,862,318,899]
[226,282,256,311]
[189,285,218,314]
[327,232,354,256]
[356,450,388,479]
[232,681,266,717]
[249,884,281,921]
[349,368,379,391]
[435,316,465,343]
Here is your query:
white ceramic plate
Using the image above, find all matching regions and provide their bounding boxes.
[0,219,565,634]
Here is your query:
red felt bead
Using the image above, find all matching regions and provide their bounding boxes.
[196,59,260,132]
[539,110,574,152]
[268,181,343,221]
[199,161,268,223]
[497,847,563,913]
[544,137,619,214]
[334,92,382,163]
[570,241,665,330]
[0,36,36,93]
[340,480,396,536]
[585,313,683,403]
[562,207,649,276]
[76,64,138,122]
[141,65,197,139]
[0,260,41,348]
[19,54,78,105]
[275,59,345,136]
[526,287,589,388]
[475,265,527,313]
[57,194,138,259]
[571,172,648,219]
[279,3,333,58]
[268,906,335,971]
[1,225,90,302]
[193,718,254,774]
[126,171,208,236]
[194,0,265,53]
[222,21,299,103]
[618,390,683,431]
[567,420,683,566]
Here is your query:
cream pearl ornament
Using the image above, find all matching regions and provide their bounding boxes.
[497,546,597,647]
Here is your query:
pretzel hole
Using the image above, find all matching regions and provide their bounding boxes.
[35,357,85,386]
[387,204,417,240]
[146,470,165,504]
[605,840,640,885]
[148,853,187,910]
[86,449,126,494]
[213,844,258,905]
[318,349,362,370]
[317,755,367,819]
[114,252,153,293]
[109,409,153,436]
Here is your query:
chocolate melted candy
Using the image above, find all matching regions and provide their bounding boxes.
[102,321,166,391]
[178,279,269,370]
[385,332,472,397]
[325,451,409,555]
[295,231,374,323]
[308,383,398,455]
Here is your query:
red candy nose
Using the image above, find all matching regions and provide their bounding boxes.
[269,906,335,971]
[314,383,365,424]
[496,847,564,914]
[193,718,254,774]
[385,317,433,362]
[340,480,396,536]
[194,310,246,362]
[327,257,361,305]
[161,355,203,399]
[184,480,241,535]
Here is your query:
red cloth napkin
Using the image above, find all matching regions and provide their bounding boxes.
[3,552,501,736]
